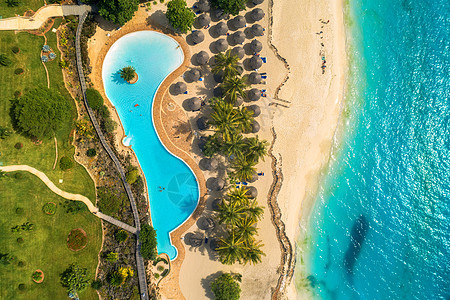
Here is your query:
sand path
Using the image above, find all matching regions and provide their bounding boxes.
[0,4,92,31]
[0,165,137,234]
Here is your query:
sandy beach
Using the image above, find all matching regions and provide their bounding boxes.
[86,0,346,298]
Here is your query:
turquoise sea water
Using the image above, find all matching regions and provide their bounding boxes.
[301,0,450,299]
[102,31,199,260]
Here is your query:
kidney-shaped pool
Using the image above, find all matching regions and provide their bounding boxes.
[102,31,199,260]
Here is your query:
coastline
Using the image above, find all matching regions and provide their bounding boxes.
[269,0,347,298]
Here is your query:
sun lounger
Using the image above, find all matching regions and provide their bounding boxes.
[261,57,267,63]
[261,75,267,79]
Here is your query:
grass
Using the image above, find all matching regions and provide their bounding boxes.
[0,172,101,299]
[0,0,44,18]
[0,23,95,200]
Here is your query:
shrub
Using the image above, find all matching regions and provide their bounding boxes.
[14,68,24,75]
[63,200,86,214]
[18,283,26,291]
[14,90,21,98]
[18,261,25,267]
[32,271,43,282]
[107,272,124,286]
[115,230,129,243]
[125,168,139,184]
[140,224,157,261]
[166,0,195,33]
[15,207,24,215]
[6,0,20,7]
[211,0,246,15]
[11,46,20,54]
[91,280,102,290]
[86,88,104,110]
[103,117,117,134]
[0,54,12,66]
[97,187,124,216]
[98,105,110,119]
[211,273,241,300]
[105,252,119,262]
[60,156,74,170]
[157,265,164,272]
[17,237,24,244]
[42,202,57,215]
[154,273,160,279]
[86,148,97,157]
[60,264,89,294]
[14,172,23,180]
[67,228,87,251]
[161,269,169,277]
[14,142,23,149]
[0,126,12,139]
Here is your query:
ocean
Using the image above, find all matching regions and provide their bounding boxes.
[298,0,450,299]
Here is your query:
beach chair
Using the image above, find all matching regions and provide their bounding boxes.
[261,57,267,63]
[261,75,267,79]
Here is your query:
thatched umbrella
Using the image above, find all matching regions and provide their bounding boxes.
[248,104,261,117]
[189,235,203,247]
[250,39,263,53]
[191,30,205,44]
[247,72,262,84]
[215,22,228,36]
[201,217,216,230]
[249,55,263,70]
[207,177,225,191]
[206,157,219,170]
[245,186,258,198]
[251,120,260,133]
[234,95,244,107]
[231,31,246,45]
[251,24,264,36]
[198,136,207,151]
[236,61,244,75]
[197,14,211,27]
[231,46,245,59]
[196,51,210,65]
[248,171,259,183]
[250,8,265,21]
[185,69,202,81]
[173,82,187,94]
[196,116,210,130]
[213,9,229,20]
[213,70,225,83]
[214,86,223,97]
[247,88,261,101]
[253,0,264,4]
[232,15,246,29]
[198,0,210,12]
[215,39,229,52]
[211,198,222,211]
[186,97,202,111]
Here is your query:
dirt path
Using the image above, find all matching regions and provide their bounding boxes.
[52,136,58,169]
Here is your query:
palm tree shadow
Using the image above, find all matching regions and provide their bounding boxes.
[111,72,126,85]
[172,118,194,143]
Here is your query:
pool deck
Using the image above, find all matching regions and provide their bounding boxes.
[88,7,207,298]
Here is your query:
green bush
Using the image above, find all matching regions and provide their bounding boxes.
[32,271,43,281]
[6,0,20,7]
[105,252,119,262]
[103,117,117,134]
[14,142,23,149]
[14,90,21,98]
[11,46,20,54]
[211,273,241,300]
[107,272,124,286]
[161,269,169,277]
[14,172,23,180]
[154,273,160,279]
[60,264,89,294]
[166,0,195,33]
[91,280,102,290]
[157,265,164,272]
[140,224,157,261]
[97,187,124,216]
[14,68,24,75]
[0,54,12,66]
[18,261,25,267]
[97,0,139,26]
[18,283,26,291]
[126,168,139,184]
[60,156,74,170]
[86,88,104,110]
[42,202,57,215]
[115,230,129,243]
[63,200,86,214]
[98,105,110,119]
[17,237,24,244]
[86,148,97,157]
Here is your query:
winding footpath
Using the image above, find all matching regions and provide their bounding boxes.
[0,165,137,234]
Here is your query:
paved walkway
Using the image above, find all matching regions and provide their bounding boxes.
[0,164,137,234]
[0,4,92,31]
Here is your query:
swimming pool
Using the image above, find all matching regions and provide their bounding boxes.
[102,31,199,260]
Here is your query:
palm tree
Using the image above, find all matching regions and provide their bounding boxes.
[119,66,136,82]
[216,231,246,265]
[211,100,240,142]
[242,239,265,265]
[223,133,246,158]
[236,107,253,133]
[217,199,246,227]
[245,199,264,223]
[244,136,269,163]
[212,50,241,78]
[236,217,257,241]
[226,187,249,205]
[221,75,247,104]
[231,156,257,182]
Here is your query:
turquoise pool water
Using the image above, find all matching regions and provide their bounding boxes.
[102,31,199,260]
[300,0,450,299]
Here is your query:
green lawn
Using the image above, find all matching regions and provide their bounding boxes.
[0,172,101,299]
[0,25,95,200]
[0,0,44,18]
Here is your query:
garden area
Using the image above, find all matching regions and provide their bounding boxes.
[0,172,101,299]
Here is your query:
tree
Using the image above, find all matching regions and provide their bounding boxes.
[217,199,246,228]
[119,66,136,82]
[166,0,195,33]
[98,0,139,26]
[211,100,240,142]
[91,280,102,290]
[216,232,246,265]
[236,107,253,133]
[60,264,89,294]
[0,54,12,66]
[60,156,74,171]
[221,75,247,104]
[242,239,265,265]
[12,87,70,139]
[211,273,241,300]
[107,272,124,286]
[126,168,139,184]
[6,0,20,7]
[211,0,247,15]
[231,156,257,182]
[244,136,268,163]
[235,217,257,242]
[86,88,104,110]
[86,148,97,157]
[222,133,245,158]
[140,224,157,261]
[212,51,241,79]
[245,199,264,223]
[115,230,129,243]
